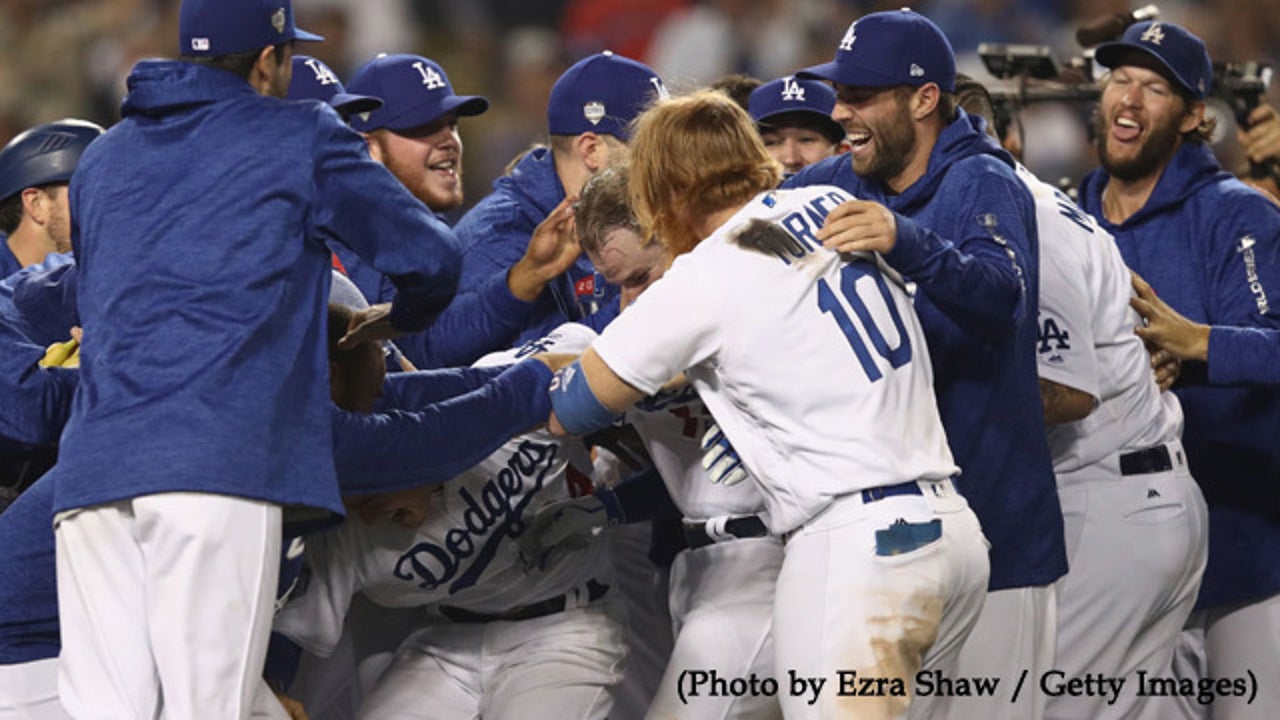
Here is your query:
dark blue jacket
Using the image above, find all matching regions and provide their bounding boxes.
[788,110,1066,590]
[2,252,77,347]
[453,147,620,347]
[1080,141,1280,609]
[329,223,537,370]
[48,60,461,516]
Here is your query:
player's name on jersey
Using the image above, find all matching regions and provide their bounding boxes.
[672,668,1260,707]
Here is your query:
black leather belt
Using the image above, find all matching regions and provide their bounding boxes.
[683,515,769,550]
[1119,444,1173,476]
[438,579,609,623]
[861,480,923,503]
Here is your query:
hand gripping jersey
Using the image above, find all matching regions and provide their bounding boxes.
[593,186,957,535]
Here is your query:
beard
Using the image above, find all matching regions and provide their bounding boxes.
[1094,108,1183,182]
[852,98,917,186]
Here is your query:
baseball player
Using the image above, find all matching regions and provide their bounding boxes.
[787,12,1064,718]
[1078,21,1280,718]
[275,323,626,720]
[747,76,849,177]
[0,120,101,279]
[546,90,989,720]
[956,76,1211,717]
[322,53,586,371]
[518,165,783,720]
[448,51,668,348]
[48,0,467,716]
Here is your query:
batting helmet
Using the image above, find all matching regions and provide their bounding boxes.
[0,119,105,204]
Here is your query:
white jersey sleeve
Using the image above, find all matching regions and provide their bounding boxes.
[1027,171,1102,401]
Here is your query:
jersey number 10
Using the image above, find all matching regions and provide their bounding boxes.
[817,263,913,382]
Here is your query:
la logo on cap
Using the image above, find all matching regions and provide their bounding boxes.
[1140,22,1165,45]
[272,8,286,34]
[412,61,446,90]
[839,22,857,51]
[781,76,805,102]
[583,101,606,126]
[305,58,338,85]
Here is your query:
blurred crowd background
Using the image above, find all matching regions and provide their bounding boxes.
[3,0,1276,210]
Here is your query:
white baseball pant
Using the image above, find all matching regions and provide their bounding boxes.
[1047,441,1209,720]
[774,479,989,720]
[356,600,626,720]
[647,535,784,720]
[55,493,281,720]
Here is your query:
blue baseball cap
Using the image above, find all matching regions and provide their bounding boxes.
[547,51,667,140]
[797,9,956,93]
[180,0,322,57]
[345,54,488,133]
[749,77,845,143]
[288,56,383,119]
[1094,21,1213,100]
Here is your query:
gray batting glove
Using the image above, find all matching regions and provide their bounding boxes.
[701,422,749,486]
[517,494,620,572]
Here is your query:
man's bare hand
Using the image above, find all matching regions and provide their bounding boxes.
[1239,103,1280,167]
[338,303,399,349]
[509,196,582,302]
[816,199,898,254]
[1130,271,1210,364]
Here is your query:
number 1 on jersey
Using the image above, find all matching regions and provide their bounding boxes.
[817,263,912,382]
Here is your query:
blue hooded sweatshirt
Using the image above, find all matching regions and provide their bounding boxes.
[47,60,462,516]
[787,110,1066,591]
[1080,141,1280,609]
[452,147,620,347]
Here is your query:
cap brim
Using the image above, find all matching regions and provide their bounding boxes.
[1093,42,1200,98]
[797,60,908,89]
[383,95,490,131]
[756,110,846,144]
[293,28,325,43]
[330,93,383,116]
[795,62,843,84]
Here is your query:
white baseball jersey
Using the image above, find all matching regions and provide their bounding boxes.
[627,390,766,520]
[274,324,611,658]
[593,186,956,534]
[1024,165,1184,475]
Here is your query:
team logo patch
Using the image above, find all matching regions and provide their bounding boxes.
[413,61,446,90]
[839,22,857,51]
[781,76,805,102]
[1140,22,1165,45]
[272,8,287,34]
[305,58,339,85]
[583,101,606,126]
[909,64,925,78]
[191,37,210,51]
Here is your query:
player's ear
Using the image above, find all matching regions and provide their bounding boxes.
[363,132,384,164]
[578,132,608,173]
[912,83,940,122]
